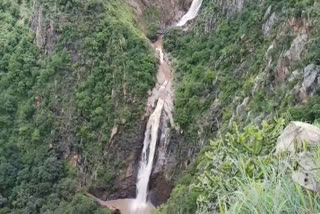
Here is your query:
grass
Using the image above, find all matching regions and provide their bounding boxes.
[221,174,320,214]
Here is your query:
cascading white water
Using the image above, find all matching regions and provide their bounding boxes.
[135,98,164,206]
[177,0,203,27]
[133,39,171,213]
[132,1,204,211]
[156,48,164,64]
[89,1,204,213]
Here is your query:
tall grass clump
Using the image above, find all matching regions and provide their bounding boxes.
[220,171,320,214]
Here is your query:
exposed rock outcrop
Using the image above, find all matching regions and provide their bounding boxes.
[31,3,60,53]
[126,0,191,27]
[236,97,250,117]
[204,0,245,32]
[276,121,320,154]
[214,0,245,17]
[262,10,278,36]
[102,120,147,200]
[292,151,320,192]
[276,18,312,83]
[298,64,320,102]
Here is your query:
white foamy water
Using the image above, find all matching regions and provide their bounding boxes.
[135,98,164,206]
[177,0,203,27]
[86,194,154,214]
[156,47,164,64]
[133,37,174,212]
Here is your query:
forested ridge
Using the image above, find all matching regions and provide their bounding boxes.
[0,0,155,213]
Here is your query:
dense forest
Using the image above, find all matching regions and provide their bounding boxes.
[0,0,155,213]
[1,0,320,213]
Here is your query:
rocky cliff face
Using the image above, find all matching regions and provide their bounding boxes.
[215,0,245,17]
[28,0,174,205]
[200,0,317,134]
[127,0,192,28]
[31,2,60,54]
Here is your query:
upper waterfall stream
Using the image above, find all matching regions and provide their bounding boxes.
[177,0,203,26]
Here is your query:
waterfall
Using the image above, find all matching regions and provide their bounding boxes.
[177,0,203,27]
[89,1,205,213]
[135,99,164,205]
[133,37,173,212]
[132,0,205,209]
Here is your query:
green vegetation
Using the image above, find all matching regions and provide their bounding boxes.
[159,118,320,213]
[289,95,320,123]
[160,0,320,213]
[164,0,320,143]
[0,0,155,212]
[143,7,161,40]
[222,175,320,214]
[2,0,320,213]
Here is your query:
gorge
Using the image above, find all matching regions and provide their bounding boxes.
[2,0,320,213]
[134,0,203,211]
[87,1,204,212]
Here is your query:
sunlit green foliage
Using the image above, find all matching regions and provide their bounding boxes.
[160,118,320,213]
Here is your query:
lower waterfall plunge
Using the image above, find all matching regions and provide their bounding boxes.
[134,99,164,209]
[133,36,173,212]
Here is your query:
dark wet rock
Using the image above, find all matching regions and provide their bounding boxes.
[100,119,148,200]
[149,172,174,206]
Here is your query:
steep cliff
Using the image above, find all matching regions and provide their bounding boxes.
[0,0,158,212]
[126,0,192,40]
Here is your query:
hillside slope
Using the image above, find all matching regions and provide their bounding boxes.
[0,0,157,212]
[159,0,320,213]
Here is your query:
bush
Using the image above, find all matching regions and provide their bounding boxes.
[289,96,320,123]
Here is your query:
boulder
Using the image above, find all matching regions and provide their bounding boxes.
[275,121,320,153]
[292,152,320,192]
[276,122,320,192]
